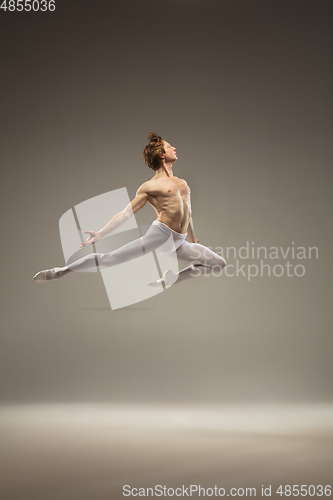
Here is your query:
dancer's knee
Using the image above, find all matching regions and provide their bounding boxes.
[209,255,226,270]
[209,256,226,275]
[220,256,227,269]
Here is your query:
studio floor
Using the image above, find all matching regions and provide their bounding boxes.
[1,404,332,500]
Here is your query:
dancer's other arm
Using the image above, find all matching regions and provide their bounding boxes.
[79,184,149,248]
[187,216,199,244]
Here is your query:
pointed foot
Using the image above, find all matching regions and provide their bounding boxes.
[146,269,179,290]
[33,267,62,283]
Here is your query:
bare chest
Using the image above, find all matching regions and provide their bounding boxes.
[149,179,191,199]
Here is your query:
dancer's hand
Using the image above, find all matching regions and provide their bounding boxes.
[79,231,101,248]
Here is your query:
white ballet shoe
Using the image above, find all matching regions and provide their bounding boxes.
[163,269,179,288]
[146,269,179,290]
[146,279,163,290]
[33,267,61,283]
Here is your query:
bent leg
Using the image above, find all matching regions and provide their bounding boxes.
[174,241,226,284]
[147,241,226,289]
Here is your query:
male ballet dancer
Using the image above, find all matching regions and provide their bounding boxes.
[33,133,226,289]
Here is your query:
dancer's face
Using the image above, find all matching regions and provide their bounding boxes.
[162,141,178,164]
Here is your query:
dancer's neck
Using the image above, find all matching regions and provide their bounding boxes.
[155,163,174,179]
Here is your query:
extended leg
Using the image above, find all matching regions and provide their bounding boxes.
[33,225,171,282]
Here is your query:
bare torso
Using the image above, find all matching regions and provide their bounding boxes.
[144,175,192,234]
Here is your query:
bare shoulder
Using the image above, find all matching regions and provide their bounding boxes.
[175,176,188,185]
[174,177,190,192]
[136,180,152,195]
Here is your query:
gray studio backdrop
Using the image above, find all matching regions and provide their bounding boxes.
[1,0,332,404]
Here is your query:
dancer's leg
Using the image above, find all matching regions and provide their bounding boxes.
[174,241,226,284]
[147,241,226,288]
[33,224,171,281]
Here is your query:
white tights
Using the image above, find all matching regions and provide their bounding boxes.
[58,220,226,287]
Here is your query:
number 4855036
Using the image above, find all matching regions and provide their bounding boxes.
[0,0,56,11]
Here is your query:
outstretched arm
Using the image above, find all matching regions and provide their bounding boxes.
[187,216,199,244]
[79,184,149,248]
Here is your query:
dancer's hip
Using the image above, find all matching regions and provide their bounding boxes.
[152,220,187,239]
